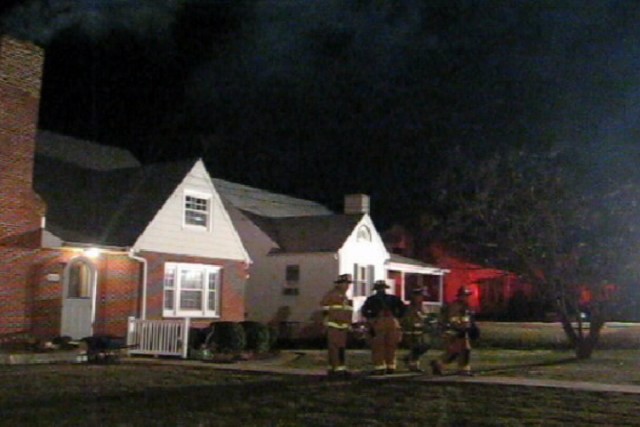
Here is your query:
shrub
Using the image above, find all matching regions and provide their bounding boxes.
[241,321,271,353]
[267,324,279,349]
[208,322,246,354]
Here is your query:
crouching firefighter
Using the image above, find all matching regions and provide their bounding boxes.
[362,280,406,375]
[401,286,431,372]
[320,274,354,378]
[431,286,479,376]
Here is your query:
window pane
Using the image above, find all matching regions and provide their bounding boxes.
[185,210,208,227]
[181,269,204,289]
[186,196,208,211]
[207,290,217,311]
[286,265,299,282]
[180,290,202,310]
[164,290,174,310]
[68,262,91,298]
[164,266,176,289]
[357,225,371,242]
[207,272,218,311]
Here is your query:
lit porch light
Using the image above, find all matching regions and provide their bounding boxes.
[84,247,102,258]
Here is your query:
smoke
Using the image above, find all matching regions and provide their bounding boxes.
[0,0,182,44]
[3,0,640,207]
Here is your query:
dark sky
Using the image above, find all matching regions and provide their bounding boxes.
[3,0,640,228]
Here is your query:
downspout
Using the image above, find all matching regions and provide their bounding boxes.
[128,250,148,320]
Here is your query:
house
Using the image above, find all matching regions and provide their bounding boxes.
[219,192,448,336]
[0,34,445,344]
[32,135,251,339]
[383,224,533,318]
[0,35,251,340]
[428,244,532,317]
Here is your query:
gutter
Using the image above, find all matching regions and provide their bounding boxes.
[128,250,148,320]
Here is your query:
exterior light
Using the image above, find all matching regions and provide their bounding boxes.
[84,247,101,258]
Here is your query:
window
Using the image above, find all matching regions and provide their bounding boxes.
[163,263,221,317]
[283,265,300,295]
[356,225,372,242]
[184,193,210,229]
[353,264,374,297]
[67,259,93,298]
[285,265,300,282]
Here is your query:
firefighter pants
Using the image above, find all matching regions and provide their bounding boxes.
[404,334,430,368]
[439,333,471,373]
[370,316,402,371]
[326,327,348,371]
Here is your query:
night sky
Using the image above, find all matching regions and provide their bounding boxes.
[3,0,640,229]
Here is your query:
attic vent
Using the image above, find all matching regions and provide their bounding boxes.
[344,194,370,215]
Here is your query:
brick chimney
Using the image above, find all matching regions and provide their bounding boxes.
[0,35,46,247]
[344,194,370,215]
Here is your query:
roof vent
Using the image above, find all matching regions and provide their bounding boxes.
[344,194,370,215]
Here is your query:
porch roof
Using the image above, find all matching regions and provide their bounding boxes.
[387,254,448,275]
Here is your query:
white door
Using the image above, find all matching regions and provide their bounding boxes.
[60,257,96,339]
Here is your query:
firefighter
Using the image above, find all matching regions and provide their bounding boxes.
[361,280,406,375]
[431,285,476,376]
[320,273,354,378]
[401,286,430,372]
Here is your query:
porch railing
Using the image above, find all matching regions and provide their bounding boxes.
[126,317,190,359]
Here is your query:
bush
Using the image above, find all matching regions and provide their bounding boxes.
[267,325,279,349]
[240,321,271,354]
[208,322,246,354]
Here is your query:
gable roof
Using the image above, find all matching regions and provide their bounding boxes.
[242,212,364,253]
[212,178,332,218]
[35,155,197,247]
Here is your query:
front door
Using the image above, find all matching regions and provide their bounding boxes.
[60,257,96,339]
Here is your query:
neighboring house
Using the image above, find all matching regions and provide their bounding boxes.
[220,192,448,336]
[428,244,531,316]
[386,254,447,314]
[383,224,533,317]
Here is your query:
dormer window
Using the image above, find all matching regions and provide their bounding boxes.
[356,225,372,242]
[184,193,210,229]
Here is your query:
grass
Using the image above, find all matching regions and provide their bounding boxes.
[285,348,640,385]
[1,362,640,426]
[2,322,640,426]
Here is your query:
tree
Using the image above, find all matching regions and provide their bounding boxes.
[423,148,640,359]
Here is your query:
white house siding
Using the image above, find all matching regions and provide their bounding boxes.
[246,252,337,324]
[133,160,249,262]
[337,215,390,321]
[224,204,282,322]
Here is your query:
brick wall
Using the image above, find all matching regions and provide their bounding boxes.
[0,36,45,248]
[144,252,247,328]
[30,251,141,339]
[0,36,45,336]
[94,254,141,336]
[30,250,247,339]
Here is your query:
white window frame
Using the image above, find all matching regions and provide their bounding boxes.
[353,264,374,297]
[356,225,372,242]
[163,263,222,318]
[183,191,212,230]
[283,264,300,296]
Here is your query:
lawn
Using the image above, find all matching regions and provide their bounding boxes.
[1,351,640,426]
[2,322,640,426]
